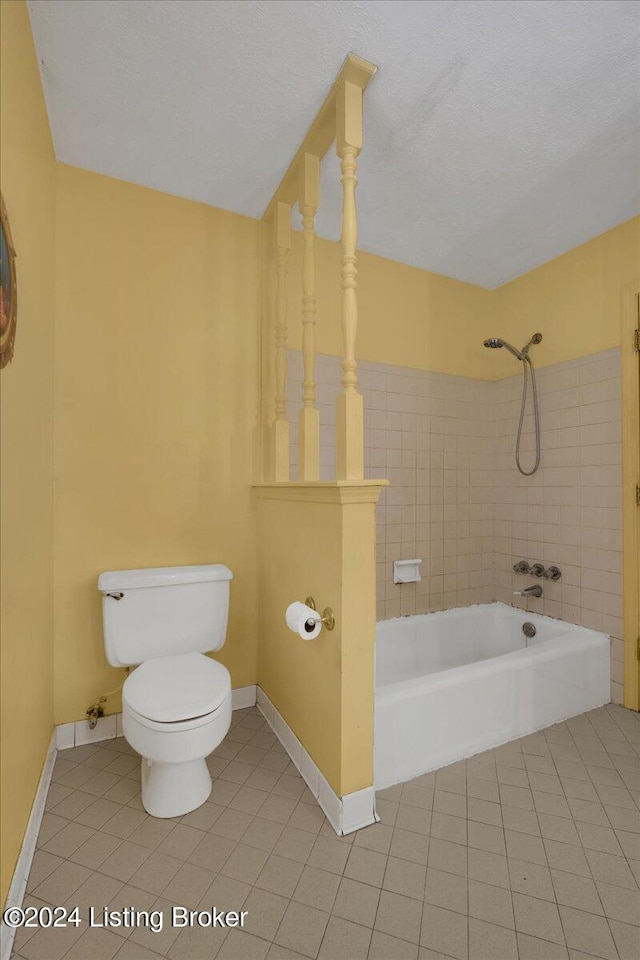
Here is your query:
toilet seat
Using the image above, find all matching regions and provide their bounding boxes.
[123,652,230,724]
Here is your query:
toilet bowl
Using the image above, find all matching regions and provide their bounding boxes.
[98,564,233,818]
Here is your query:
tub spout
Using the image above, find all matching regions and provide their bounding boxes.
[514,585,543,599]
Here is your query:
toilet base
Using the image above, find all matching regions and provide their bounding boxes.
[140,756,212,818]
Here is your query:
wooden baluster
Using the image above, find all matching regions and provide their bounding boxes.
[272,202,291,481]
[298,153,320,481]
[336,80,364,480]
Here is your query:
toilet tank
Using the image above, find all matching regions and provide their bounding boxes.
[98,565,233,667]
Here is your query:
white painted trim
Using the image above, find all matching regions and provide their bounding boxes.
[1,732,57,960]
[256,687,377,835]
[54,687,259,751]
[231,684,257,710]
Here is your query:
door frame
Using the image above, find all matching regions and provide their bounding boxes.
[621,281,640,711]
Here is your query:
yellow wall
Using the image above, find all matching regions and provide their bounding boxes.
[285,216,639,381]
[287,231,496,378]
[53,165,262,723]
[493,217,640,377]
[0,0,56,905]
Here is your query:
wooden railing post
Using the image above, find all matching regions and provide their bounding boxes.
[336,80,364,480]
[272,201,291,481]
[298,153,320,481]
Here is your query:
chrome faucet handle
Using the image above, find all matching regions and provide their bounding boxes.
[513,560,531,574]
[543,566,562,581]
[530,563,545,578]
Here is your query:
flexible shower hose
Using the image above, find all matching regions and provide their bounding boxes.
[515,356,541,476]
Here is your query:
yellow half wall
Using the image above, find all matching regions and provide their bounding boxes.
[0,0,56,905]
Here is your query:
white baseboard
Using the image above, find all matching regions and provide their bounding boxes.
[1,732,56,960]
[256,687,377,836]
[55,685,258,751]
[231,684,257,710]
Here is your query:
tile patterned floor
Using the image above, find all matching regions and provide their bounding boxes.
[10,704,640,960]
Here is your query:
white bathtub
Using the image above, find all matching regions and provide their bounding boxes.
[375,603,610,789]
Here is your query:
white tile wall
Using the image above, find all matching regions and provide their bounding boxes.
[286,348,623,704]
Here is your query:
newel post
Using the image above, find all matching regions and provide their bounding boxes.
[336,80,364,480]
[298,153,321,481]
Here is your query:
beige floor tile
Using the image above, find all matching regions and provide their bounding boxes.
[293,865,340,913]
[128,896,181,956]
[25,851,64,892]
[512,892,565,945]
[543,839,591,878]
[467,797,502,827]
[128,851,183,895]
[395,805,432,837]
[373,798,398,826]
[241,818,286,854]
[332,877,380,927]
[551,870,603,914]
[432,791,466,820]
[258,795,298,826]
[467,821,506,856]
[508,858,555,901]
[468,917,517,959]
[272,827,315,865]
[517,933,569,959]
[501,805,541,837]
[80,771,123,797]
[166,924,228,959]
[505,830,547,865]
[466,777,499,803]
[389,828,430,867]
[424,868,467,915]
[256,855,304,898]
[113,939,165,958]
[65,926,124,960]
[287,802,325,835]
[306,837,350,876]
[616,829,640,860]
[187,831,236,873]
[467,847,509,889]
[155,824,206,861]
[222,844,271,885]
[382,857,426,901]
[400,783,434,810]
[375,890,422,945]
[105,779,142,805]
[218,930,270,959]
[242,887,289,940]
[69,830,123,868]
[353,823,394,855]
[419,903,468,959]
[163,862,217,908]
[318,916,372,959]
[468,879,514,928]
[41,820,95,858]
[558,905,618,960]
[273,901,329,957]
[344,846,387,887]
[585,848,638,889]
[595,880,640,926]
[200,873,252,910]
[127,818,177,850]
[19,922,84,960]
[575,821,623,855]
[31,860,92,903]
[265,945,305,959]
[368,930,418,959]
[75,797,123,829]
[35,812,71,846]
[609,918,640,960]
[229,787,270,817]
[539,813,581,845]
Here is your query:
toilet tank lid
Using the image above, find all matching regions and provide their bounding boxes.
[98,564,233,592]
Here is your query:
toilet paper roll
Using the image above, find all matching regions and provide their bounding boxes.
[285,601,322,640]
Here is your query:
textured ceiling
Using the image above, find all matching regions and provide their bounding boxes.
[28,0,640,288]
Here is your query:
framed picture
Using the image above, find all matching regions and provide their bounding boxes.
[0,193,17,368]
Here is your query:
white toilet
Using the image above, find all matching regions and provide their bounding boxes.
[98,564,233,818]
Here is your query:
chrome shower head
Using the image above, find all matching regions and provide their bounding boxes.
[483,337,524,361]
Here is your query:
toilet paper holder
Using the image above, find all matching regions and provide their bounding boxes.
[305,596,336,632]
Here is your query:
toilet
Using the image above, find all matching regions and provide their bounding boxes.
[98,564,233,818]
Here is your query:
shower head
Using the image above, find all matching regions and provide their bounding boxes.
[483,337,524,361]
